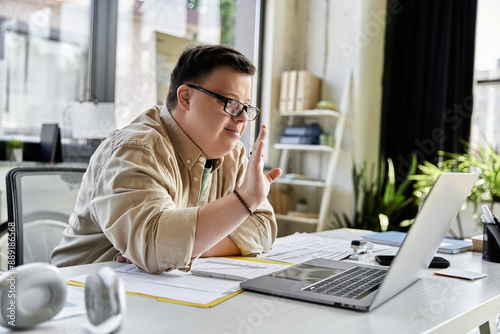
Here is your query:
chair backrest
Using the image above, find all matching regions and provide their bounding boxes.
[6,166,86,268]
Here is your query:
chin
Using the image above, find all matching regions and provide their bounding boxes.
[203,137,238,159]
[208,146,235,160]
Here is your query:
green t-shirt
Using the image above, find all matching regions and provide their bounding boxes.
[199,160,213,204]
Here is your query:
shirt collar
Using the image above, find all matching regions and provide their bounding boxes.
[160,105,223,171]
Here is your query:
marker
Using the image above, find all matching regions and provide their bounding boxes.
[492,215,500,233]
[482,204,495,223]
[482,204,500,234]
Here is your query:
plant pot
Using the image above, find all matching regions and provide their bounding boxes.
[296,203,308,213]
[6,148,23,162]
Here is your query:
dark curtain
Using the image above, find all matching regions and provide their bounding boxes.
[380,0,477,181]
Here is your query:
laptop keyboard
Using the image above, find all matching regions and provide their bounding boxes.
[302,266,387,300]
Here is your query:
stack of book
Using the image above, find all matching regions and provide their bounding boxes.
[280,70,321,111]
[279,123,322,145]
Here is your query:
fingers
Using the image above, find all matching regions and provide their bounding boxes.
[266,168,282,183]
[116,254,132,264]
[116,254,127,263]
[257,125,268,141]
[250,126,267,159]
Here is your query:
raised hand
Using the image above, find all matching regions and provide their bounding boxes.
[237,125,282,211]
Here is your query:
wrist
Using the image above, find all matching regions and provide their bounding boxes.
[233,190,254,216]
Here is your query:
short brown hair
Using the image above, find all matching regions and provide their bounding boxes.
[166,44,256,111]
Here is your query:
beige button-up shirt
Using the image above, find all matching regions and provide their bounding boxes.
[51,105,277,274]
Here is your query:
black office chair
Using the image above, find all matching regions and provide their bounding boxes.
[4,166,86,268]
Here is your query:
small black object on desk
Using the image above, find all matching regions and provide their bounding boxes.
[375,255,451,268]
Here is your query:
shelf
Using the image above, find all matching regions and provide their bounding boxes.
[279,109,342,117]
[275,213,319,225]
[274,69,351,232]
[274,143,335,152]
[274,178,326,187]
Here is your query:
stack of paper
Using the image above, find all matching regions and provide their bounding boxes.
[70,264,242,307]
[258,232,387,264]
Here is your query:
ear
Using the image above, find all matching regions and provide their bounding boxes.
[177,85,191,111]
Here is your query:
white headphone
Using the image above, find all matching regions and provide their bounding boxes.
[0,263,126,333]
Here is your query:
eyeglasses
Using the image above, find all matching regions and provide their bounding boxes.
[187,84,260,121]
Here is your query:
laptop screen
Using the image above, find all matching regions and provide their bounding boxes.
[272,264,345,283]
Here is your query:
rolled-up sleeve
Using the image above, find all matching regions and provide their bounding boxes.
[229,202,277,256]
[154,207,198,271]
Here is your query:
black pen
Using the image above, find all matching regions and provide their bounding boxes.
[492,215,500,233]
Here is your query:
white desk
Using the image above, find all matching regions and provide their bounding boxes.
[7,229,500,334]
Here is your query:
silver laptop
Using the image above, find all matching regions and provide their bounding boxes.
[240,173,477,311]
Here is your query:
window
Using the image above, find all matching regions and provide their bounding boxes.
[0,0,263,153]
[114,0,262,148]
[471,0,500,149]
[0,0,91,140]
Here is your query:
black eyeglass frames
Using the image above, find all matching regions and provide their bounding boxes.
[187,84,260,121]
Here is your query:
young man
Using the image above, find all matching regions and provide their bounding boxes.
[51,45,282,274]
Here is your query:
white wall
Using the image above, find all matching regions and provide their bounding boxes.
[262,0,387,228]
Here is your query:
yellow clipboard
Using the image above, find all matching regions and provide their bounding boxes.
[67,280,243,308]
[66,256,291,308]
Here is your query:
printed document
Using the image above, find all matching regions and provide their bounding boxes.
[70,264,241,306]
[191,257,292,281]
[258,232,387,264]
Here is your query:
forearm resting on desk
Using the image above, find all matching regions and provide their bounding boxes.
[116,236,240,265]
[192,192,255,257]
[200,236,241,257]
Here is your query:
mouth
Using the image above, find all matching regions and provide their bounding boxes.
[224,127,241,137]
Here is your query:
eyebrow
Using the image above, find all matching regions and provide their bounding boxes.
[211,89,250,105]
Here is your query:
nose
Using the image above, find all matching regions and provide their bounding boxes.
[233,107,249,122]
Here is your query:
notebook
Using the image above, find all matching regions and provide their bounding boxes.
[240,173,477,311]
[361,231,472,254]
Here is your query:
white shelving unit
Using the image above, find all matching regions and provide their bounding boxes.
[273,109,345,231]
[273,72,350,232]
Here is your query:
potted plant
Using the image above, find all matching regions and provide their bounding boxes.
[333,155,417,232]
[296,196,308,213]
[410,141,500,237]
[6,138,23,162]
